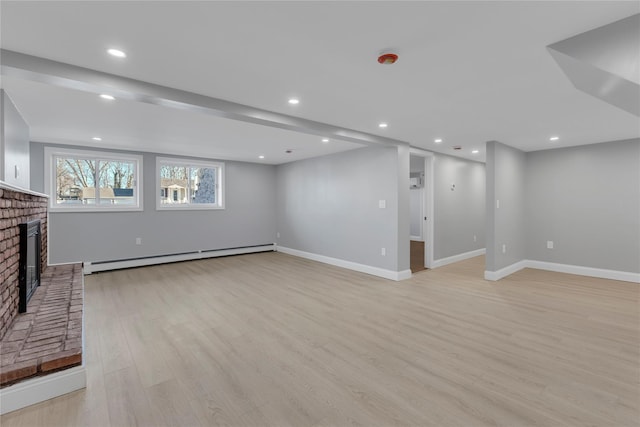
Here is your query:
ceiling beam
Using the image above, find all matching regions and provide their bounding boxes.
[0,49,409,148]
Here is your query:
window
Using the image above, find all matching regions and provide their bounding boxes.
[45,148,143,212]
[156,157,224,210]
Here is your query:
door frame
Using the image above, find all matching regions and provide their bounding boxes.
[409,148,434,269]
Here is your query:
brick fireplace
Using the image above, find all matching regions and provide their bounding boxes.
[0,182,83,391]
[0,185,48,340]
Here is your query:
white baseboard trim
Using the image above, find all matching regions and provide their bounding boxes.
[276,246,411,281]
[0,366,87,415]
[47,261,83,267]
[397,269,413,280]
[432,248,486,269]
[83,244,276,274]
[484,260,528,281]
[485,259,640,283]
[526,260,640,283]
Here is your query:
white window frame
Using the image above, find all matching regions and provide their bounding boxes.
[156,157,225,210]
[44,147,143,212]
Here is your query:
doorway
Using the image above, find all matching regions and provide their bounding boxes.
[409,150,434,273]
[410,240,426,273]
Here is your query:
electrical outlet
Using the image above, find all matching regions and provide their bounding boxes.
[547,240,554,249]
[502,244,506,254]
[276,232,280,238]
[496,199,500,209]
[473,235,477,242]
[381,247,386,256]
[135,237,142,245]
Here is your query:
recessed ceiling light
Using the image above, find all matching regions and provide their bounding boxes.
[549,136,559,141]
[378,123,388,128]
[434,138,443,143]
[259,155,265,159]
[92,137,102,141]
[288,98,299,105]
[472,150,479,154]
[99,94,115,100]
[322,138,329,143]
[107,48,126,58]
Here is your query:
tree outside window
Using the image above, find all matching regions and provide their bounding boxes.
[46,148,142,211]
[157,158,223,210]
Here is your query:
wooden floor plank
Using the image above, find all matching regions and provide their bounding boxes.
[1,252,638,426]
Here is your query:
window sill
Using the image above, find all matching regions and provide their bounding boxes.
[156,205,225,211]
[49,206,144,213]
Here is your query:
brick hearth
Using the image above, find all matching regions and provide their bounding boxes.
[0,264,83,387]
[0,185,48,340]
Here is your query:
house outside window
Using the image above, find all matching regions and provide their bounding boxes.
[44,148,143,212]
[156,157,224,210]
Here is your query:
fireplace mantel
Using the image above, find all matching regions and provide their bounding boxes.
[0,181,48,199]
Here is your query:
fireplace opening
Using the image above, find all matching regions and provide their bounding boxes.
[19,219,41,313]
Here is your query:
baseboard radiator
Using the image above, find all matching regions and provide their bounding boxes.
[82,244,275,274]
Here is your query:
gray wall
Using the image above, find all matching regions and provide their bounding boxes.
[276,146,405,272]
[1,90,30,188]
[433,153,486,260]
[525,139,640,273]
[31,142,276,264]
[486,141,526,272]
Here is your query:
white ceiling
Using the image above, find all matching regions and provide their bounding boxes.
[1,1,639,164]
[0,76,363,164]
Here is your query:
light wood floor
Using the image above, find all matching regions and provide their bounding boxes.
[1,253,638,427]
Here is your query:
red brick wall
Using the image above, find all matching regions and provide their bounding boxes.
[0,186,48,341]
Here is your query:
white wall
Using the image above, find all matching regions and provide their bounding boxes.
[31,143,276,264]
[1,90,30,188]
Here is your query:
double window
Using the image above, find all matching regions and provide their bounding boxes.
[45,148,142,212]
[44,149,224,212]
[156,157,224,210]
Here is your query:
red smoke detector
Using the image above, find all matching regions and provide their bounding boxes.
[377,53,398,64]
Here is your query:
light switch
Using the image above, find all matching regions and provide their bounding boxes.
[378,200,386,209]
